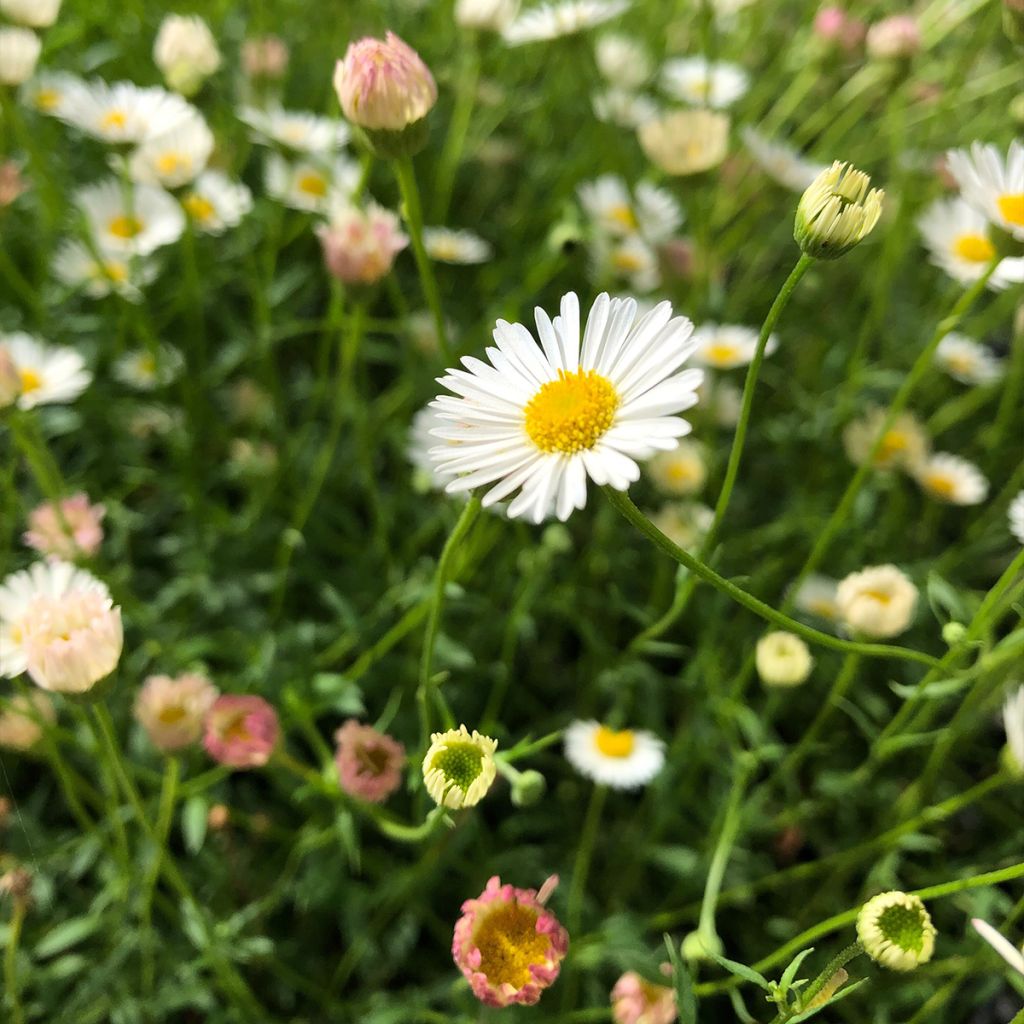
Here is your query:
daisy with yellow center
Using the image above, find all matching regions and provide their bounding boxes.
[646,438,707,495]
[265,153,359,214]
[180,171,253,236]
[504,0,628,45]
[422,725,498,809]
[423,227,493,264]
[20,72,86,118]
[564,719,665,788]
[128,113,214,188]
[577,175,683,242]
[57,80,195,144]
[76,179,185,256]
[0,332,91,409]
[842,407,929,472]
[913,452,989,506]
[661,56,749,109]
[596,234,661,291]
[946,140,1024,242]
[429,292,702,523]
[238,104,350,153]
[53,240,157,302]
[836,564,918,639]
[691,323,777,370]
[113,345,185,391]
[935,332,1005,385]
[791,574,841,622]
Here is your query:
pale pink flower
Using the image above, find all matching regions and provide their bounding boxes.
[813,7,865,50]
[23,493,106,561]
[0,692,55,751]
[334,719,405,802]
[611,969,677,1024]
[241,35,289,79]
[867,15,921,59]
[135,673,219,752]
[0,161,27,207]
[453,875,568,1007]
[0,345,18,408]
[333,32,437,132]
[203,694,279,768]
[317,201,409,285]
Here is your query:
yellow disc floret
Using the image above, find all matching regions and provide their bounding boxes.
[953,233,995,263]
[997,193,1024,227]
[524,369,618,455]
[595,726,635,758]
[473,903,549,990]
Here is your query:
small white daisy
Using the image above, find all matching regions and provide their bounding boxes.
[649,500,713,550]
[1002,686,1024,775]
[20,71,86,118]
[592,234,661,292]
[836,564,918,639]
[592,88,660,128]
[53,239,159,302]
[238,104,350,154]
[0,0,62,28]
[1010,490,1024,545]
[972,918,1024,977]
[113,346,185,391]
[595,33,651,88]
[741,126,826,193]
[0,332,91,409]
[264,152,359,214]
[578,174,684,242]
[690,323,776,370]
[181,171,253,235]
[791,574,841,622]
[429,291,702,523]
[58,80,196,144]
[946,140,1024,241]
[914,453,989,506]
[423,227,493,264]
[645,438,706,495]
[409,405,458,491]
[935,333,1004,386]
[127,112,214,188]
[76,179,185,255]
[917,197,1024,292]
[842,406,930,472]
[564,719,665,789]
[504,0,629,45]
[0,27,40,86]
[661,57,749,109]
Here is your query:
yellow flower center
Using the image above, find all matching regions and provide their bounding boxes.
[101,109,128,131]
[997,192,1024,227]
[473,903,549,990]
[108,215,144,240]
[430,239,462,261]
[807,598,838,620]
[877,430,907,460]
[35,88,60,111]
[945,353,975,375]
[667,462,695,482]
[222,715,252,743]
[101,261,129,284]
[183,193,216,223]
[704,342,740,366]
[953,232,995,263]
[863,588,893,605]
[923,472,957,499]
[19,368,42,394]
[612,249,645,273]
[594,726,635,758]
[609,204,638,231]
[156,152,188,176]
[524,369,619,454]
[297,172,328,197]
[158,705,187,725]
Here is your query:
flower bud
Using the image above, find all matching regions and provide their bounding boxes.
[610,968,676,1024]
[941,621,967,646]
[241,35,289,80]
[24,493,106,561]
[795,161,884,259]
[0,0,62,27]
[153,15,221,97]
[756,631,814,687]
[510,768,547,807]
[681,929,723,962]
[866,15,921,60]
[813,7,865,51]
[334,719,405,803]
[135,673,219,752]
[422,724,497,809]
[316,200,409,286]
[0,27,41,86]
[203,694,279,769]
[638,109,730,176]
[857,890,936,971]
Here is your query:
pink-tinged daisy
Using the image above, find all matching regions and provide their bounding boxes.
[453,875,568,1006]
[24,493,105,560]
[203,694,279,769]
[135,673,219,752]
[429,292,702,523]
[610,968,678,1024]
[334,719,405,803]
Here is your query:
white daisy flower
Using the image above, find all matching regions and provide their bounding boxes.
[264,152,359,214]
[946,140,1024,241]
[76,179,185,256]
[935,333,1004,386]
[791,574,841,623]
[578,174,684,242]
[691,323,776,370]
[504,0,629,45]
[181,171,253,235]
[842,407,930,472]
[0,0,62,28]
[455,0,521,32]
[58,80,196,145]
[1010,490,1024,545]
[756,631,814,687]
[127,112,214,188]
[53,239,159,302]
[153,14,221,96]
[649,500,713,550]
[661,57,749,109]
[592,234,661,292]
[238,104,350,154]
[595,34,651,88]
[429,292,702,523]
[592,88,660,128]
[917,197,1024,292]
[0,27,41,86]
[20,71,87,118]
[564,719,665,789]
[409,405,458,491]
[972,918,1024,977]
[1002,686,1024,775]
[913,452,989,506]
[424,227,493,264]
[741,127,826,193]
[639,108,730,176]
[645,438,706,495]
[836,564,918,639]
[113,345,185,391]
[0,332,91,409]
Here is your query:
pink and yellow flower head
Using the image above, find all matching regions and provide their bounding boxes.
[453,875,568,1007]
[611,969,678,1024]
[135,672,219,753]
[334,719,405,803]
[203,694,279,769]
[317,201,409,286]
[0,691,56,751]
[24,493,106,561]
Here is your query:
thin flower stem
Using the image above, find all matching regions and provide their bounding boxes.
[432,37,481,223]
[991,301,1024,449]
[140,756,180,996]
[393,155,452,361]
[567,784,607,936]
[7,411,66,503]
[4,896,26,1024]
[603,486,941,668]
[797,941,864,1011]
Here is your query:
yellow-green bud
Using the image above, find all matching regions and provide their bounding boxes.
[795,162,884,260]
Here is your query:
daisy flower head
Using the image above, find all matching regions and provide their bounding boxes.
[409,404,458,491]
[113,345,185,391]
[334,719,405,803]
[917,197,1024,291]
[842,407,929,472]
[756,631,814,687]
[1010,490,1024,545]
[661,57,749,109]
[971,918,1024,976]
[592,234,661,292]
[203,694,279,769]
[181,171,253,235]
[456,0,521,32]
[0,692,55,751]
[741,127,826,193]
[453,875,568,1007]
[610,969,677,1024]
[77,179,185,256]
[265,152,359,214]
[836,564,918,639]
[422,724,498,809]
[424,227,493,264]
[795,161,884,259]
[238,105,350,154]
[53,240,159,302]
[0,0,62,28]
[429,292,702,523]
[564,719,665,788]
[0,560,122,694]
[913,452,989,506]
[135,673,219,752]
[946,140,1024,241]
[649,500,713,550]
[127,112,214,188]
[58,80,195,145]
[0,27,41,86]
[592,88,660,129]
[857,891,936,971]
[504,0,629,44]
[791,574,840,622]
[935,333,1005,385]
[153,14,221,97]
[645,438,706,495]
[595,34,652,89]
[690,323,776,370]
[24,493,105,560]
[638,109,730,176]
[20,71,86,118]
[578,175,684,243]
[865,15,921,60]
[317,199,409,285]
[1,332,91,408]
[1003,685,1024,776]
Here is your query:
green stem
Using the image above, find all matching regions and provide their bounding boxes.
[432,37,481,223]
[567,784,607,936]
[798,941,864,1011]
[990,300,1024,449]
[140,756,180,996]
[8,411,66,503]
[4,897,26,1024]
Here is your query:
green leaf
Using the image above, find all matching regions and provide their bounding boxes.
[35,916,102,958]
[663,935,698,1023]
[181,795,209,855]
[708,950,772,990]
[780,947,815,990]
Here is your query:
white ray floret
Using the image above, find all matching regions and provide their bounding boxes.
[0,332,91,409]
[504,0,629,45]
[238,105,350,153]
[76,179,185,255]
[661,56,749,109]
[946,140,1024,241]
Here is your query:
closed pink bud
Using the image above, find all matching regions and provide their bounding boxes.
[334,719,405,802]
[867,15,921,59]
[24,493,106,561]
[812,7,865,50]
[611,969,678,1024]
[317,201,409,285]
[204,695,279,769]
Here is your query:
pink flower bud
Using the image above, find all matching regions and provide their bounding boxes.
[812,7,865,50]
[203,694,279,769]
[0,161,26,208]
[135,673,219,752]
[866,15,921,59]
[241,35,289,80]
[334,719,405,802]
[317,201,409,285]
[610,969,678,1024]
[23,493,106,561]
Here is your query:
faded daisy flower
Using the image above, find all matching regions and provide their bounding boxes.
[317,200,409,285]
[135,673,219,752]
[1002,685,1024,776]
[0,0,62,28]
[813,7,866,50]
[913,453,989,506]
[453,875,568,1006]
[1010,490,1024,545]
[935,333,1005,385]
[456,0,521,32]
[504,0,628,44]
[564,720,665,788]
[791,574,841,622]
[836,564,918,639]
[0,692,56,751]
[842,407,929,472]
[53,241,158,303]
[795,161,884,259]
[595,34,651,88]
[424,227,493,264]
[857,891,937,971]
[755,631,814,687]
[241,35,289,80]
[334,719,405,803]
[660,57,749,110]
[638,109,730,176]
[971,918,1024,976]
[423,725,498,808]
[610,968,677,1024]
[153,14,222,96]
[24,493,106,561]
[238,105,350,154]
[203,694,279,769]
[0,28,41,86]
[0,160,26,207]
[741,127,826,193]
[113,346,185,392]
[646,439,707,495]
[649,501,714,551]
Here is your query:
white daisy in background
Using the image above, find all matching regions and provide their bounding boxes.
[265,152,359,214]
[578,175,683,242]
[76,179,185,256]
[429,292,702,523]
[592,88,660,128]
[913,453,989,506]
[564,719,665,789]
[408,405,457,491]
[504,0,629,45]
[836,564,918,639]
[53,239,159,301]
[917,197,1024,292]
[594,33,651,88]
[113,345,185,391]
[58,80,195,145]
[0,0,62,28]
[649,500,713,550]
[181,171,253,235]
[0,27,41,86]
[690,323,776,370]
[756,631,814,687]
[423,227,493,264]
[1002,685,1024,774]
[592,234,661,292]
[127,112,214,188]
[238,105,350,153]
[455,0,521,32]
[638,108,730,176]
[1010,490,1024,545]
[946,140,1024,241]
[934,333,1004,386]
[791,574,841,623]
[842,407,930,472]
[971,919,1024,977]
[20,71,86,117]
[645,438,706,495]
[697,373,742,427]
[741,127,826,192]
[661,57,749,109]
[0,333,91,409]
